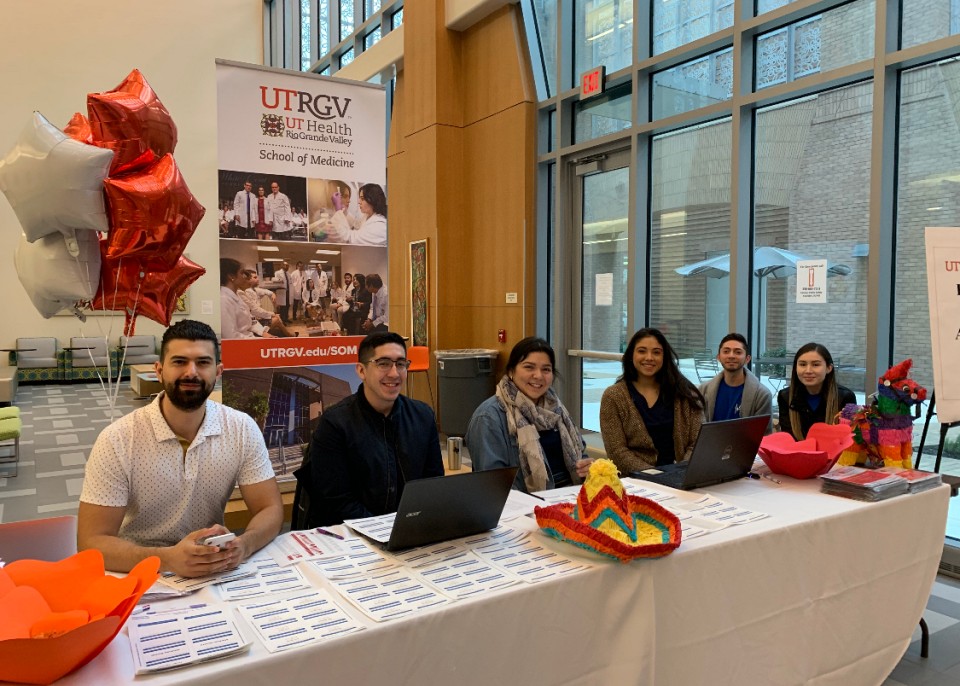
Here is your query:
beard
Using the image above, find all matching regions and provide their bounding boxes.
[162,376,213,411]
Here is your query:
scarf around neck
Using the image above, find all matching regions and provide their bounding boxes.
[495,375,584,492]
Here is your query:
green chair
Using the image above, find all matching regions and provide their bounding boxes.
[0,415,22,477]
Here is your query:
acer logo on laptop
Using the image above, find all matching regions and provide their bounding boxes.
[405,511,421,517]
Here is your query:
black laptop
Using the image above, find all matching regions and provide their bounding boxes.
[375,467,518,551]
[629,415,770,490]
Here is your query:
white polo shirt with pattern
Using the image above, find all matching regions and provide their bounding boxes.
[80,394,275,547]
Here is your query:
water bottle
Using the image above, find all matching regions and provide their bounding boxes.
[446,437,463,471]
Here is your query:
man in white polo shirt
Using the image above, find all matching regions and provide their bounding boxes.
[78,320,283,577]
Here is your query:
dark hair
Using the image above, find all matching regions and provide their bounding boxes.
[354,274,367,291]
[344,272,352,278]
[366,273,383,289]
[359,183,387,218]
[621,328,704,408]
[220,258,241,286]
[358,332,406,361]
[718,332,749,355]
[160,320,219,361]
[505,337,556,377]
[787,342,840,440]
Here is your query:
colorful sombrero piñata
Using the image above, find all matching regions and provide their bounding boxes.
[534,459,681,562]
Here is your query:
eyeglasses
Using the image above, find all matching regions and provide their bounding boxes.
[364,357,411,371]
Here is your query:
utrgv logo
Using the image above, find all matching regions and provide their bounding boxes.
[260,86,352,120]
[261,114,284,137]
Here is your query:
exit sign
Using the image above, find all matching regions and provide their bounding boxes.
[580,66,606,99]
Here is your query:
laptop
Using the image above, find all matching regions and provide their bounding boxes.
[353,467,518,551]
[629,415,770,490]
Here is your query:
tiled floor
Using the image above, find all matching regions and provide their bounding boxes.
[2,380,960,684]
[0,381,148,523]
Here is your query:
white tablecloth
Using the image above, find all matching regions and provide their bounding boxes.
[42,477,949,686]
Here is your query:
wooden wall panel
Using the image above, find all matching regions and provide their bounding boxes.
[461,6,536,126]
[386,2,537,406]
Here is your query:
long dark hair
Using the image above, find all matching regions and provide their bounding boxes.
[787,342,840,440]
[359,183,387,218]
[620,328,703,408]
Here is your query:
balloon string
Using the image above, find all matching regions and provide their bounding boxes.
[70,248,116,420]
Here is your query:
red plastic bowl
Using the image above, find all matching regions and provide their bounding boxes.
[758,424,854,479]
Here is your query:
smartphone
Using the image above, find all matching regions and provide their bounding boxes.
[201,532,236,547]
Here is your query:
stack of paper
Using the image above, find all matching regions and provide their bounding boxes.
[127,604,250,674]
[878,467,943,493]
[819,466,910,501]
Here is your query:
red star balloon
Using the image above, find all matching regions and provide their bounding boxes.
[93,254,205,336]
[63,113,93,145]
[103,153,205,272]
[87,69,176,175]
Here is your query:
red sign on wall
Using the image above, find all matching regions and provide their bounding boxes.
[580,66,606,99]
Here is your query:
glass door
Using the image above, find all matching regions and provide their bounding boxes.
[573,150,631,433]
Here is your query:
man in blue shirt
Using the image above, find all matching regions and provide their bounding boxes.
[699,333,773,433]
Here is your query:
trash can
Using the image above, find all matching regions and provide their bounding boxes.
[434,349,498,437]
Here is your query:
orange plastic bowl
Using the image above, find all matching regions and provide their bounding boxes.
[758,423,854,479]
[0,549,159,685]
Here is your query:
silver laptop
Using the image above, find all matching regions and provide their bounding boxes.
[382,467,517,551]
[629,415,770,490]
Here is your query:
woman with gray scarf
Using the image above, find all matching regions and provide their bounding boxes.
[465,337,593,493]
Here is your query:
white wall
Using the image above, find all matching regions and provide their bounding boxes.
[0,0,263,347]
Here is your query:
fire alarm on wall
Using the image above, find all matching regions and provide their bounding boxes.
[498,329,506,343]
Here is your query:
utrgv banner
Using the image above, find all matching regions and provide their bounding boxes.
[216,60,386,479]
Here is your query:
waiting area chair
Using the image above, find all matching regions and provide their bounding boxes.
[119,335,159,366]
[65,336,121,381]
[0,515,78,563]
[0,406,21,478]
[10,337,64,383]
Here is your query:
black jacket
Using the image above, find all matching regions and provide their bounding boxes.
[304,385,443,526]
[777,384,857,439]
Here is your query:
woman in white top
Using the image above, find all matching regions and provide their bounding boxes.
[328,183,387,246]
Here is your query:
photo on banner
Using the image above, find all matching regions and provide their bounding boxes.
[216,60,386,477]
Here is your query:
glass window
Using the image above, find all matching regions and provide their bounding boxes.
[581,165,629,431]
[575,0,633,79]
[650,119,732,387]
[652,48,733,120]
[548,109,556,152]
[903,0,960,48]
[756,0,874,91]
[341,0,355,41]
[364,25,381,50]
[340,48,354,68]
[320,65,331,76]
[654,0,735,56]
[532,0,558,96]
[756,0,792,15]
[391,7,403,29]
[301,0,312,71]
[894,56,960,441]
[573,82,631,143]
[895,57,960,542]
[364,0,381,20]
[319,0,329,56]
[754,83,872,403]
